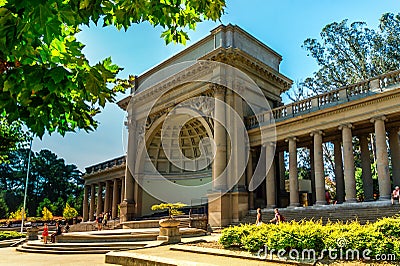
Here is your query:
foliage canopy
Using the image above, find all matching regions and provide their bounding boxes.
[300,13,400,95]
[0,0,225,137]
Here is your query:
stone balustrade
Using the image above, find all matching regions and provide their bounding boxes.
[246,69,400,128]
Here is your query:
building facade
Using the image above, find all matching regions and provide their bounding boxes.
[82,24,400,227]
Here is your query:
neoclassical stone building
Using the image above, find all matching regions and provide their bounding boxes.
[82,24,400,227]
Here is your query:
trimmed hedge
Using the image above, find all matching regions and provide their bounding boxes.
[219,216,400,259]
[0,231,24,240]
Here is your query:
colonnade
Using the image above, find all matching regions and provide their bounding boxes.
[82,177,124,221]
[246,115,400,209]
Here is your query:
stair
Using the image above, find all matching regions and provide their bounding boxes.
[16,227,206,254]
[239,201,400,225]
[16,240,147,254]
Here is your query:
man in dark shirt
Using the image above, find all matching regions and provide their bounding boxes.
[50,222,62,243]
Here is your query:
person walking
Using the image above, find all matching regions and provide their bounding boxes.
[270,208,284,224]
[96,213,103,230]
[255,208,263,225]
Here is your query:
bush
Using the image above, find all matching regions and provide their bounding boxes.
[219,224,254,248]
[0,231,24,240]
[219,217,400,260]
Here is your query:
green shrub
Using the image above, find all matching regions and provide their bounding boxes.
[373,216,400,238]
[219,224,253,248]
[219,216,400,260]
[0,231,24,240]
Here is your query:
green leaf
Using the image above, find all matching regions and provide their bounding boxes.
[50,66,66,84]
[3,80,12,92]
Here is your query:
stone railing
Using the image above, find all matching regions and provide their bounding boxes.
[85,156,126,174]
[246,69,400,128]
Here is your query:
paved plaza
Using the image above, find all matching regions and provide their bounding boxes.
[0,247,111,266]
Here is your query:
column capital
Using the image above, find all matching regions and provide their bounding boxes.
[370,115,387,123]
[338,123,353,130]
[210,84,226,96]
[262,142,276,148]
[285,136,298,142]
[310,130,324,137]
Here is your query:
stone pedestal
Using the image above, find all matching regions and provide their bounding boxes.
[26,227,39,240]
[157,227,181,244]
[208,191,231,227]
[230,191,248,223]
[119,201,136,222]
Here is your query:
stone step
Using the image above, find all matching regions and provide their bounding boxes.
[16,240,148,255]
[16,246,111,254]
[25,241,146,249]
[239,203,400,225]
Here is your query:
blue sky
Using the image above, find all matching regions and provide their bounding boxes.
[32,0,400,171]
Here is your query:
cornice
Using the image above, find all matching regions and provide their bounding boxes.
[117,47,292,111]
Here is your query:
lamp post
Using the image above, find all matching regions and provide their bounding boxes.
[21,138,33,234]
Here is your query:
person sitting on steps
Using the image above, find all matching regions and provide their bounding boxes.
[50,222,62,243]
[392,186,400,205]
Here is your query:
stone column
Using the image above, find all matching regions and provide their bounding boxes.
[212,86,227,191]
[389,128,400,187]
[334,139,345,204]
[287,137,300,207]
[121,108,137,222]
[247,149,254,210]
[96,182,103,217]
[339,124,357,203]
[89,184,95,221]
[279,151,285,191]
[359,134,374,201]
[104,181,111,214]
[311,131,326,205]
[309,145,316,205]
[372,116,391,200]
[208,85,230,227]
[112,179,119,219]
[266,143,276,208]
[120,177,125,203]
[83,185,89,222]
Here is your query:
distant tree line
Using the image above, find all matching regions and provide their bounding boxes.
[0,149,83,219]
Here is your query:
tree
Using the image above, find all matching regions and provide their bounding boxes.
[42,206,53,221]
[151,202,186,219]
[0,148,83,215]
[301,13,400,94]
[0,0,225,138]
[37,198,56,217]
[0,192,8,218]
[0,116,29,163]
[63,203,78,219]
